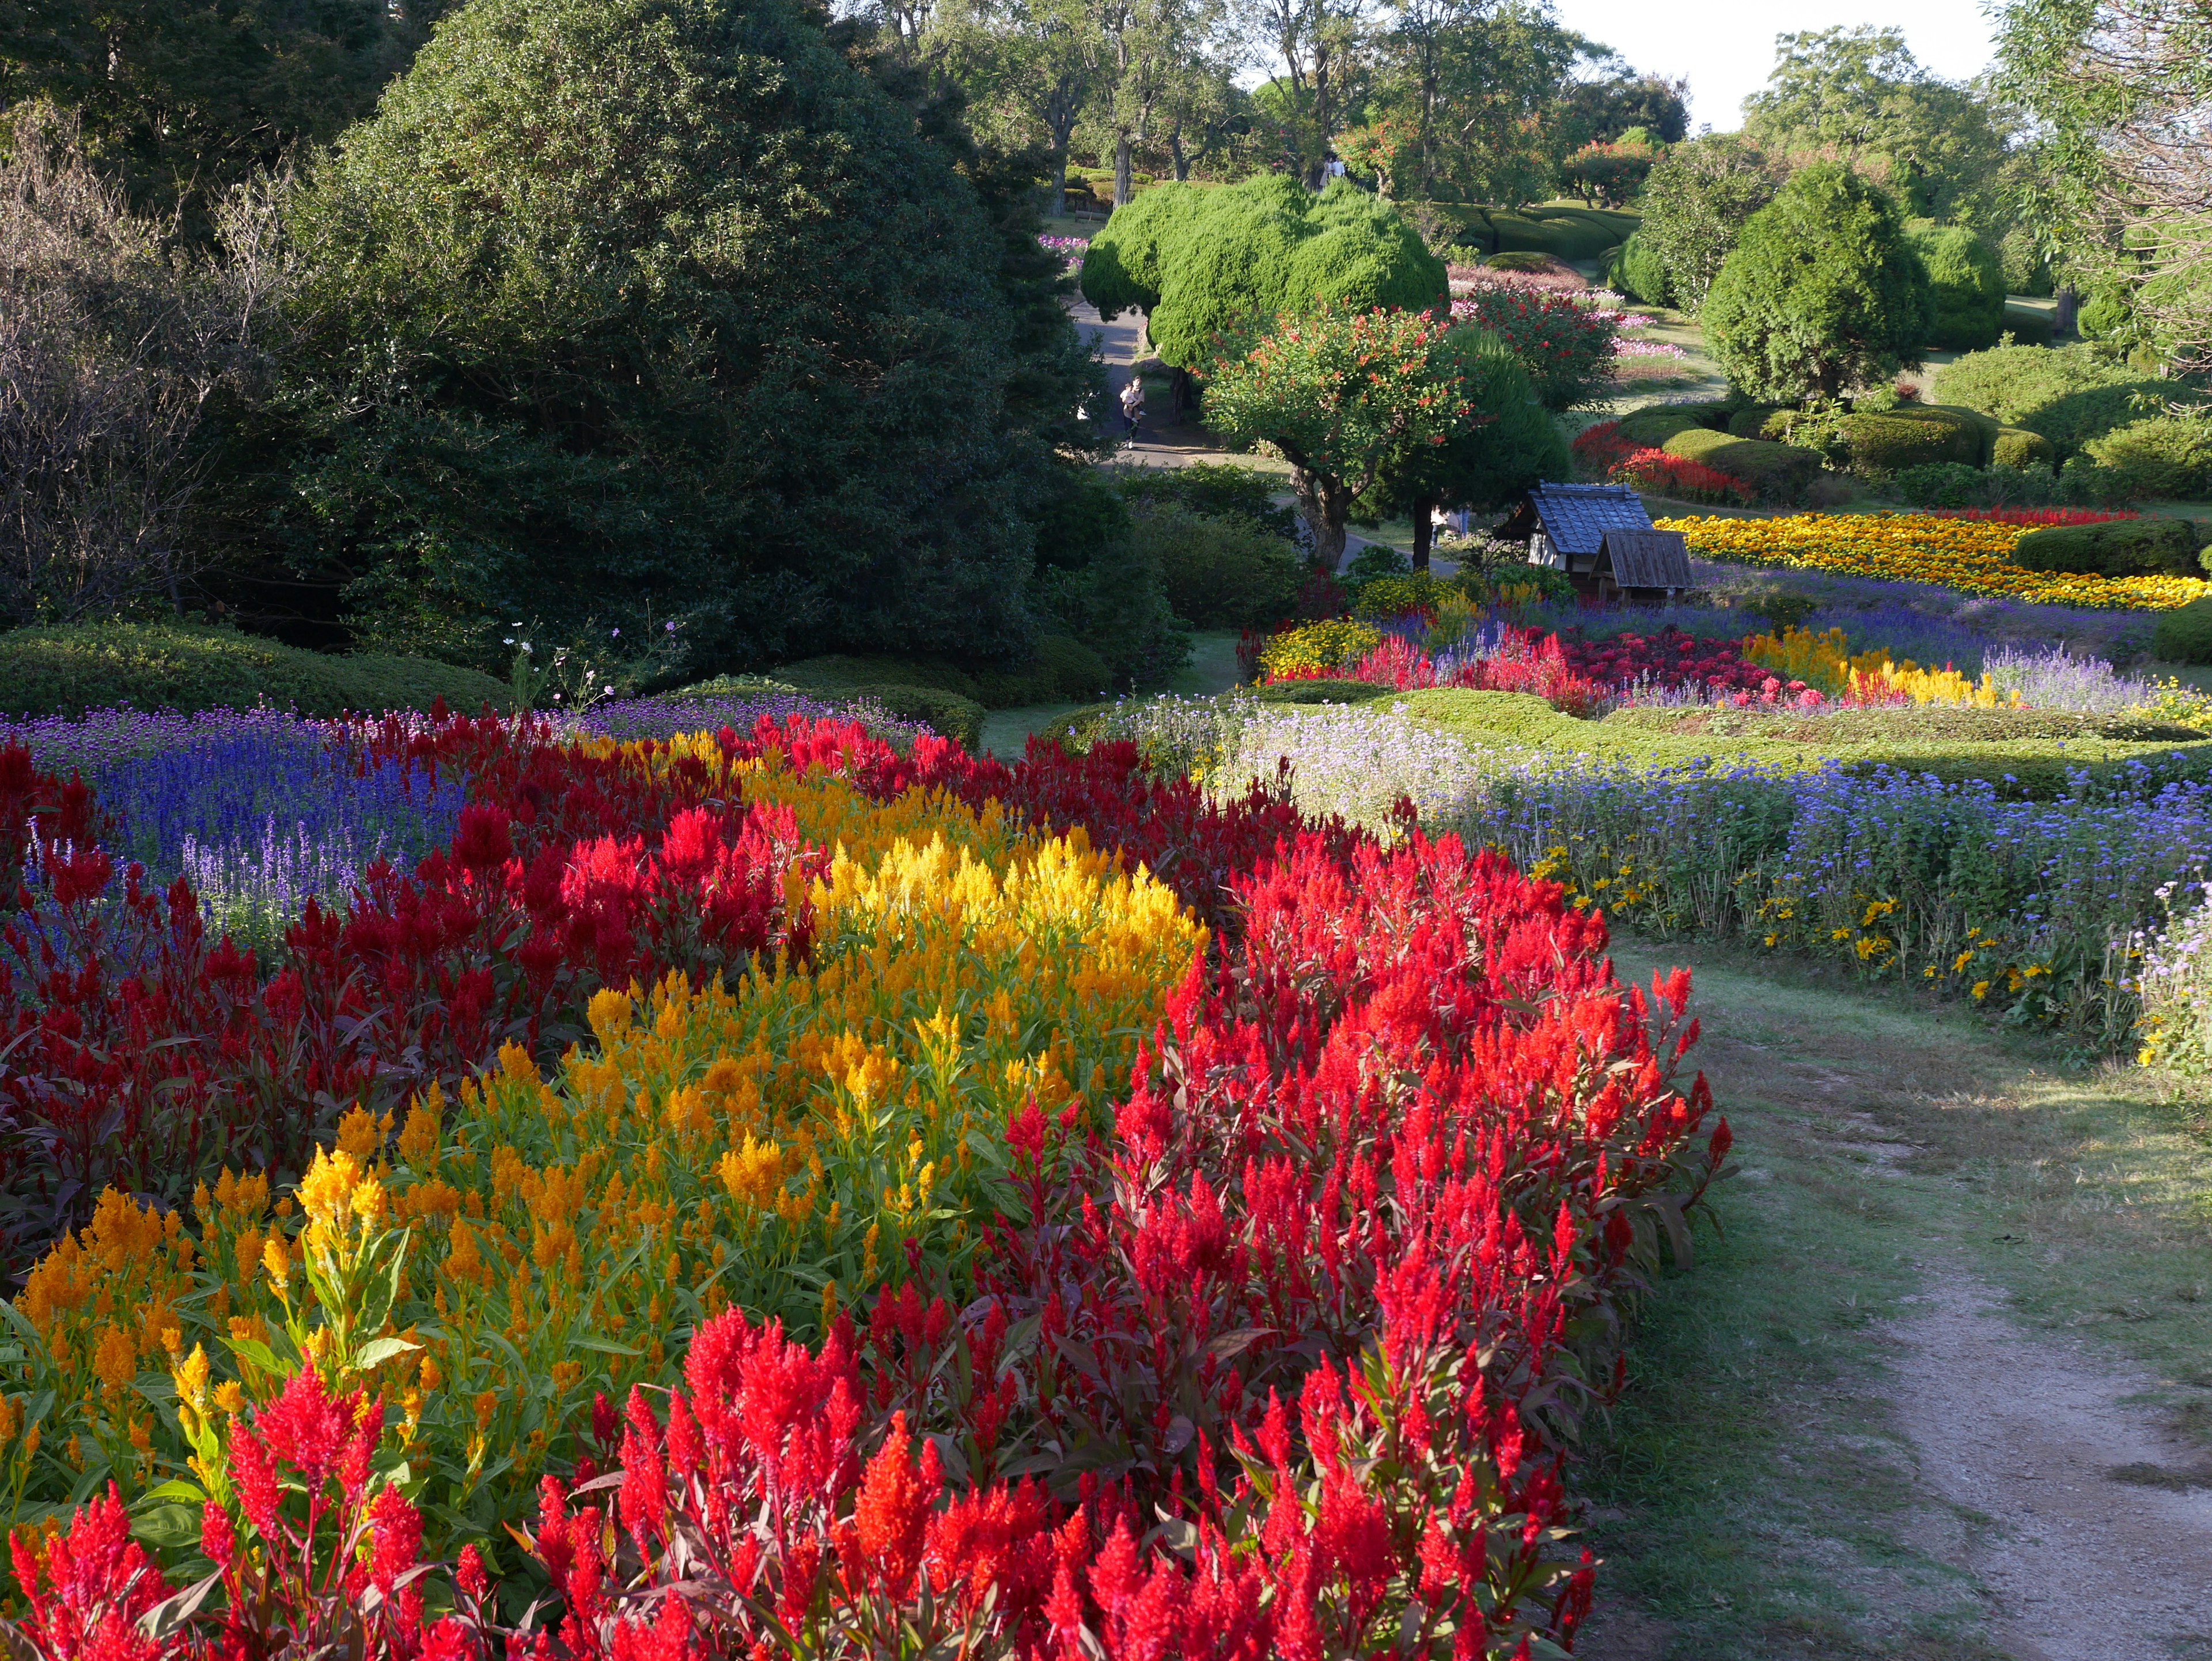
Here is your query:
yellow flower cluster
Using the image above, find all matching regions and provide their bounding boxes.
[6,745,1205,1539]
[1740,626,1896,697]
[1658,513,2212,611]
[1846,660,2024,709]
[1258,620,1382,679]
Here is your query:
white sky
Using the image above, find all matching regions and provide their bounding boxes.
[1553,0,2001,131]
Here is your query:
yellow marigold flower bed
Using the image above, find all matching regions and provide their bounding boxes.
[1657,513,2212,611]
[11,758,1204,1537]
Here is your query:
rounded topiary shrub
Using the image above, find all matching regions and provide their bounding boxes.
[2013,517,2207,578]
[1661,428,1823,502]
[0,623,509,720]
[1836,408,1984,476]
[1726,405,1786,438]
[1991,426,2056,470]
[1909,223,2005,351]
[1613,232,1670,307]
[1618,403,1730,447]
[2154,597,2212,665]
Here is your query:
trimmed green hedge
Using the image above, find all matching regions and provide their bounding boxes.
[2012,517,2209,577]
[1908,223,2005,351]
[2153,599,2212,665]
[0,623,510,720]
[1618,402,1730,447]
[1661,427,1824,501]
[1836,406,1989,475]
[1991,426,2056,469]
[1397,687,2212,797]
[1930,345,2184,457]
[775,638,1111,710]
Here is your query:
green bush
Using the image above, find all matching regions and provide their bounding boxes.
[1702,164,1931,401]
[2078,282,2134,342]
[2012,517,2208,577]
[0,623,510,720]
[1081,176,1445,369]
[270,0,1065,674]
[1890,461,2062,509]
[776,635,1112,709]
[1611,232,1670,305]
[1908,223,2005,350]
[1617,402,1730,447]
[1991,426,2056,469]
[1929,344,2181,456]
[2153,598,2212,665]
[1032,531,1192,688]
[2080,415,2212,501]
[1486,250,1556,273]
[1661,427,1823,502]
[1725,404,1786,438]
[1124,500,1305,630]
[1999,226,2052,298]
[843,684,986,748]
[1836,407,1986,476]
[1115,463,1300,540]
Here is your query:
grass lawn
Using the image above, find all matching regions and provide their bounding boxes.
[1581,932,2212,1659]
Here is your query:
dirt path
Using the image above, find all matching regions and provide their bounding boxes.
[1884,1275,2212,1661]
[1580,939,2212,1661]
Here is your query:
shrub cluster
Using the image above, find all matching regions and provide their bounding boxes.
[0,623,509,720]
[2013,517,2211,578]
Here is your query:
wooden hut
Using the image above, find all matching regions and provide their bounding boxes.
[1592,528,1694,605]
[1493,483,1695,604]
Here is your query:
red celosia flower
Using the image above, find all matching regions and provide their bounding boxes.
[850,1413,940,1602]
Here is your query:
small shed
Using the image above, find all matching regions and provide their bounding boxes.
[1494,483,1692,602]
[1594,528,1694,605]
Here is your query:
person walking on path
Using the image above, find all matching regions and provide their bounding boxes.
[1119,377,1144,438]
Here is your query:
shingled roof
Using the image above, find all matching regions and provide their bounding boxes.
[1599,528,1693,590]
[1495,483,1655,556]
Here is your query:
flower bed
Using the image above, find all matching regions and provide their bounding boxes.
[1661,513,2212,610]
[0,706,1725,1659]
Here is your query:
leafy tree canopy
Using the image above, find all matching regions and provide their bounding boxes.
[1703,162,1931,402]
[1910,221,2005,350]
[1200,301,1475,566]
[1081,175,1446,368]
[271,0,1072,674]
[1,0,443,232]
[1743,26,2015,230]
[1359,326,1570,567]
[1635,134,1787,315]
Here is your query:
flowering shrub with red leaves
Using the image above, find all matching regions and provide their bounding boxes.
[1555,627,1810,700]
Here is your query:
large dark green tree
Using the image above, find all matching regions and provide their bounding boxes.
[1702,163,1931,401]
[1,0,441,232]
[1081,175,1445,368]
[262,0,1082,674]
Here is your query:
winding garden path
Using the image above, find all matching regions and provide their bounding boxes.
[1580,937,2212,1661]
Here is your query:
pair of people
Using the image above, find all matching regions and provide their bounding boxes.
[1118,377,1145,436]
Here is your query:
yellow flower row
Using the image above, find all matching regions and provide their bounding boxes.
[1658,513,2212,611]
[5,744,1205,1542]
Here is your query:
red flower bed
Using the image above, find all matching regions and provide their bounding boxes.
[0,716,1353,1272]
[1571,418,1635,475]
[12,822,1726,1661]
[1923,506,2141,525]
[1558,627,1812,700]
[1607,448,1754,506]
